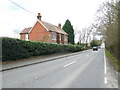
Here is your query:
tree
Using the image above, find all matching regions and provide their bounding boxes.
[95,1,119,60]
[118,1,120,60]
[90,40,102,47]
[78,24,95,47]
[77,29,86,44]
[62,19,75,44]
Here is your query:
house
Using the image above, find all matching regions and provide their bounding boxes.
[20,13,68,44]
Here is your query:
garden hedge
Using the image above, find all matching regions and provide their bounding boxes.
[2,37,83,61]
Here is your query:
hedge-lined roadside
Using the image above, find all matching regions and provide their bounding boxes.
[105,49,120,72]
[2,37,84,61]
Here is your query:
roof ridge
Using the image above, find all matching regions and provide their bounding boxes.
[42,21,63,30]
[41,20,67,35]
[42,21,56,26]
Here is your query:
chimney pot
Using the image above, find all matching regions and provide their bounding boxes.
[37,13,42,21]
[58,23,61,28]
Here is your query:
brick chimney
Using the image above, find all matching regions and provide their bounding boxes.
[58,23,61,29]
[37,13,42,21]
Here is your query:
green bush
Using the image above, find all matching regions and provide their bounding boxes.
[90,40,102,47]
[2,37,83,61]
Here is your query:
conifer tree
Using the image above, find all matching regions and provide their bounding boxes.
[62,19,74,44]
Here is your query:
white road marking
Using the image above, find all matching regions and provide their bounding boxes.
[104,77,108,84]
[34,77,38,80]
[64,61,76,67]
[104,50,107,74]
[104,49,108,84]
[53,57,95,88]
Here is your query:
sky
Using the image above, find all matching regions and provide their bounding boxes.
[0,0,107,43]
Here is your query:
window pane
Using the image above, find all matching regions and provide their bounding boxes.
[26,34,29,40]
[52,32,56,40]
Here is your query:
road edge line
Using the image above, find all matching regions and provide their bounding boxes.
[104,49,107,74]
[104,49,108,84]
[104,77,108,84]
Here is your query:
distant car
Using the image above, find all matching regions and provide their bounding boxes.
[92,47,98,51]
[97,46,101,49]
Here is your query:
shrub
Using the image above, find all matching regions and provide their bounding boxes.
[90,40,102,47]
[2,37,83,61]
[106,49,120,71]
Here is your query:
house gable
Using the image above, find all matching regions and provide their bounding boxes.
[29,21,52,42]
[31,21,46,33]
[29,20,48,33]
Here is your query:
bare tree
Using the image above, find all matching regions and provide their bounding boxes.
[95,1,119,60]
[78,26,94,47]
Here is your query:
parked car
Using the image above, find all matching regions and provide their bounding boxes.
[92,47,98,51]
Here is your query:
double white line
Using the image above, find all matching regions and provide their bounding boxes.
[64,61,76,67]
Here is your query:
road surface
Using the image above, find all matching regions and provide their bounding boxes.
[2,49,109,88]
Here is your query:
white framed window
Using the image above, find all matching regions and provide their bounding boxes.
[64,35,66,41]
[25,34,29,40]
[52,32,56,40]
[59,34,61,41]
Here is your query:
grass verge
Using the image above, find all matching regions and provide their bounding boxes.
[105,49,120,72]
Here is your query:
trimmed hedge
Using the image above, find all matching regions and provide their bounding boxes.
[2,37,83,61]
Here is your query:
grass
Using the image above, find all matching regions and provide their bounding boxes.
[105,49,120,72]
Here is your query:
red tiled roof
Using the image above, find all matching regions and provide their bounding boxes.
[41,21,68,35]
[20,27,31,34]
[20,21,68,35]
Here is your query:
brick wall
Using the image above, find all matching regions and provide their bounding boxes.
[29,21,52,43]
[20,34,26,40]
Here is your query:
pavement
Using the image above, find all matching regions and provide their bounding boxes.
[2,49,91,71]
[2,49,119,88]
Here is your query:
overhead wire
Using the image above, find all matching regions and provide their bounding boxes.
[8,0,37,17]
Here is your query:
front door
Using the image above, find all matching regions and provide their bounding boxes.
[57,33,60,44]
[61,34,64,44]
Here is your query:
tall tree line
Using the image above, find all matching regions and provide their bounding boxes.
[96,1,120,60]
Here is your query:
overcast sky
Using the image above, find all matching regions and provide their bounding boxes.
[0,0,107,42]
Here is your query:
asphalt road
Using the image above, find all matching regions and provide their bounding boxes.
[2,49,107,88]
